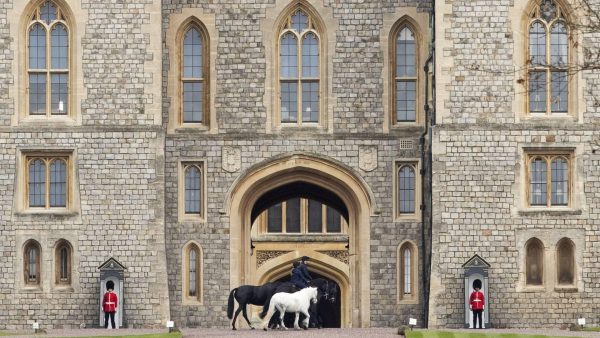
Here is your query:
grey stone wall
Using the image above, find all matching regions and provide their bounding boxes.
[162,0,431,328]
[430,0,600,329]
[0,0,168,331]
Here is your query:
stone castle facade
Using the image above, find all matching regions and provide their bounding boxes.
[0,0,598,331]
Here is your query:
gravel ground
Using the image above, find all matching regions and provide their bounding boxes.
[2,327,599,338]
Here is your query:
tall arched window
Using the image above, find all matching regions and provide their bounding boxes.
[392,25,418,123]
[396,162,419,218]
[525,238,544,285]
[556,238,575,285]
[24,240,42,286]
[183,164,203,217]
[27,156,69,209]
[528,154,570,207]
[264,198,345,234]
[27,1,70,117]
[183,243,202,303]
[279,8,321,125]
[398,242,417,302]
[528,0,570,115]
[181,22,209,125]
[54,240,72,285]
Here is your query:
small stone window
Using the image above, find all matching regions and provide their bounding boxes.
[180,22,209,125]
[55,239,72,286]
[24,240,42,286]
[395,162,420,219]
[183,242,202,303]
[556,237,575,285]
[527,153,571,207]
[25,155,70,210]
[27,1,71,117]
[398,241,418,303]
[261,198,345,234]
[179,162,206,221]
[525,238,544,286]
[527,0,571,115]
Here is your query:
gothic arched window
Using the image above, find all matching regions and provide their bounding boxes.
[27,156,69,209]
[181,22,209,125]
[183,243,202,303]
[279,9,321,125]
[398,241,418,302]
[24,240,42,286]
[27,1,70,117]
[528,0,570,115]
[55,240,72,285]
[528,154,570,207]
[392,25,418,123]
[556,238,575,285]
[526,238,544,285]
[183,164,203,217]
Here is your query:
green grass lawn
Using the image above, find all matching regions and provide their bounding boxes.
[407,331,577,338]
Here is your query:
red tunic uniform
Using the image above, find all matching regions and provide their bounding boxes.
[102,291,118,313]
[469,290,485,311]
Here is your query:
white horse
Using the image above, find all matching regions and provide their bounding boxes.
[261,287,318,330]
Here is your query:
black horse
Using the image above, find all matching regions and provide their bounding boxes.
[227,281,284,330]
[260,278,338,329]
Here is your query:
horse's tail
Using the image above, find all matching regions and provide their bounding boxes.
[259,295,272,319]
[227,288,238,319]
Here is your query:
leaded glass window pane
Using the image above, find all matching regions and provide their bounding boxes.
[326,206,341,233]
[60,246,68,280]
[530,158,547,206]
[184,166,201,214]
[551,157,568,205]
[281,82,298,122]
[29,24,46,70]
[307,200,322,233]
[183,82,203,123]
[550,22,567,66]
[529,72,547,113]
[49,160,67,207]
[29,159,46,207]
[529,22,546,66]
[291,10,309,32]
[398,166,416,214]
[396,81,416,122]
[551,71,567,113]
[267,203,282,233]
[183,27,203,79]
[29,74,47,115]
[302,33,318,78]
[40,1,57,25]
[28,246,39,282]
[51,24,68,69]
[403,247,411,294]
[51,74,68,115]
[396,28,416,77]
[302,81,319,122]
[280,33,297,78]
[189,249,197,297]
[286,198,301,233]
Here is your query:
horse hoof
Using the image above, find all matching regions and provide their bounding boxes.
[250,327,255,330]
[263,328,268,331]
[232,327,236,331]
[303,326,308,330]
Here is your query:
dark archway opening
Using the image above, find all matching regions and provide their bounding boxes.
[273,272,341,328]
[251,181,349,224]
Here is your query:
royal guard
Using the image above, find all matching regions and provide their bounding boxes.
[102,281,118,329]
[469,285,485,329]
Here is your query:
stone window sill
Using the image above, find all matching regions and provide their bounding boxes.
[19,116,77,126]
[15,209,79,217]
[398,297,419,305]
[173,125,210,133]
[518,208,582,217]
[554,286,578,293]
[21,286,43,293]
[178,215,206,224]
[54,286,74,293]
[182,298,203,306]
[518,285,545,292]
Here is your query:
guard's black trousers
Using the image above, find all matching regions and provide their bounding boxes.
[472,310,483,329]
[104,312,116,329]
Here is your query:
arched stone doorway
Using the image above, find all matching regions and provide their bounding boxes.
[225,153,375,328]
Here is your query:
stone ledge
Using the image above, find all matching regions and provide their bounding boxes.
[517,209,582,217]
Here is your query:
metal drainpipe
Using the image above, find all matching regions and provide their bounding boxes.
[421,0,436,328]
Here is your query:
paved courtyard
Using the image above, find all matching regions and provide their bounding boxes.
[3,328,600,337]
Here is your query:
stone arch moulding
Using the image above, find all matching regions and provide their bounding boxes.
[225,152,376,328]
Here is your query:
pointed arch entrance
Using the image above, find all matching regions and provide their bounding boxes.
[226,153,375,328]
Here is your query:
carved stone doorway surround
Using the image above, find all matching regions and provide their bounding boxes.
[225,152,376,328]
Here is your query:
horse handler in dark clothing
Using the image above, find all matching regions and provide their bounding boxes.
[299,256,313,284]
[291,261,309,289]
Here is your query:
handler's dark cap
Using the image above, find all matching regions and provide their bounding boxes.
[301,256,310,261]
